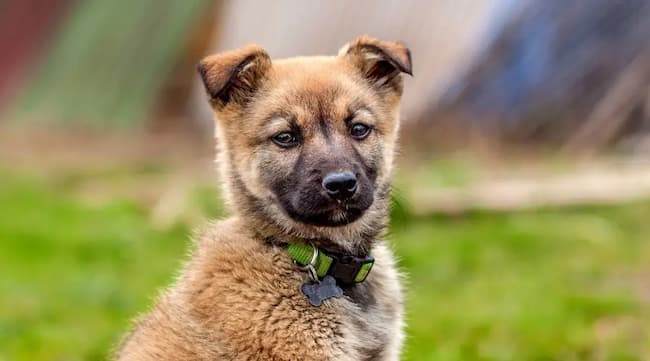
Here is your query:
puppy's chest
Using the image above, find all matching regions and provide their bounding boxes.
[217,275,395,360]
[271,261,399,360]
[291,278,397,360]
[190,240,401,360]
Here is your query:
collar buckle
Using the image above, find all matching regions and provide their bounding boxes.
[326,252,374,285]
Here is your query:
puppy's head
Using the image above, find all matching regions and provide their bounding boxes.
[199,36,411,248]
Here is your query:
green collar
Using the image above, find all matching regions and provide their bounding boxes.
[287,243,374,284]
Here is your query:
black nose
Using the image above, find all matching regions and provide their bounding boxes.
[322,171,358,200]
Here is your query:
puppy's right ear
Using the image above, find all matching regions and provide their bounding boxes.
[198,45,271,109]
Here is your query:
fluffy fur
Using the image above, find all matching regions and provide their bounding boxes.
[115,36,412,361]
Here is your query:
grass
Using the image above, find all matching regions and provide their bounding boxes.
[1,167,650,360]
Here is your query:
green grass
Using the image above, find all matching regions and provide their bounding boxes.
[1,169,650,360]
[394,207,650,360]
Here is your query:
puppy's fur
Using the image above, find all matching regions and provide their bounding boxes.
[116,36,412,361]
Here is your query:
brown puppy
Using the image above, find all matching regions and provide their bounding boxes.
[115,36,412,361]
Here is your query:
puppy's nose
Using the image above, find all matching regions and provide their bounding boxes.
[322,171,358,200]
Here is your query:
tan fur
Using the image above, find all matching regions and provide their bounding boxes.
[116,36,411,361]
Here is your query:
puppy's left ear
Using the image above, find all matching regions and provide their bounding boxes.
[339,36,412,92]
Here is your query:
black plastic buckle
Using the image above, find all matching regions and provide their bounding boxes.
[325,252,375,285]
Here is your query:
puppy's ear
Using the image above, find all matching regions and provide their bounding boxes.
[198,44,271,109]
[339,36,412,92]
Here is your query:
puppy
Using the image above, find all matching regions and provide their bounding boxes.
[116,35,412,361]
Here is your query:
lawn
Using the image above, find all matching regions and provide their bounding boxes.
[1,167,649,360]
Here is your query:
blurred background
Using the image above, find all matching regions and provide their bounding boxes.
[1,0,650,360]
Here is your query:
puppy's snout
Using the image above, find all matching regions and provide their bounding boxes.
[322,171,358,200]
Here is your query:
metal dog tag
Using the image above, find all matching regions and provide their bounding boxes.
[301,275,343,307]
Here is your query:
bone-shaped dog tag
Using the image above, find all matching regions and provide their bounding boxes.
[301,275,343,307]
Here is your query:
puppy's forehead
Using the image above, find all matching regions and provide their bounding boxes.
[273,58,357,95]
[272,56,350,79]
[253,56,369,122]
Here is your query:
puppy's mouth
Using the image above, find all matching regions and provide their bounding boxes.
[282,199,371,227]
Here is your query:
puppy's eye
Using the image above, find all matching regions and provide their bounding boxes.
[272,131,300,148]
[350,123,371,140]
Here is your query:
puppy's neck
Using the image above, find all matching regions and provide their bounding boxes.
[229,193,388,255]
[247,209,388,255]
